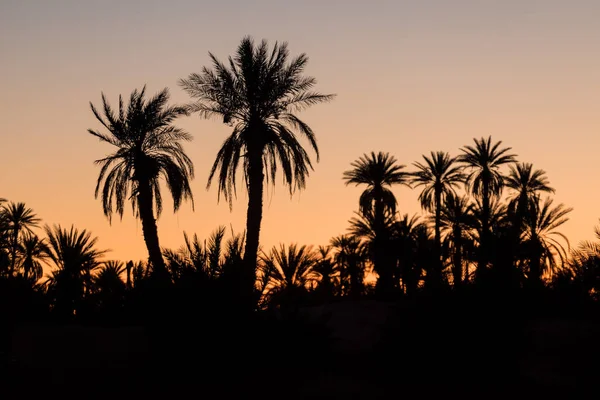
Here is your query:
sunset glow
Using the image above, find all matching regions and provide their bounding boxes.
[2,0,599,265]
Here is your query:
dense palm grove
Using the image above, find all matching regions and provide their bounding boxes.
[2,37,600,397]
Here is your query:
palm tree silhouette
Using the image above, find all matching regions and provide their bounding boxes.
[521,197,572,285]
[458,136,517,277]
[17,233,49,283]
[411,151,464,287]
[439,194,477,286]
[94,260,127,312]
[258,243,319,308]
[391,214,432,294]
[330,235,366,298]
[3,202,40,275]
[44,224,106,318]
[313,245,339,298]
[179,36,334,302]
[88,86,194,277]
[505,163,554,227]
[343,151,410,295]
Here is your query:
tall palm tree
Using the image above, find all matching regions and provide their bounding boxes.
[180,37,333,301]
[88,86,194,276]
[3,202,40,274]
[258,243,319,308]
[343,151,410,295]
[411,151,464,286]
[44,224,106,317]
[521,197,572,285]
[17,233,49,283]
[458,136,517,276]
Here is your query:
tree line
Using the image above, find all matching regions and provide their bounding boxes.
[1,36,600,321]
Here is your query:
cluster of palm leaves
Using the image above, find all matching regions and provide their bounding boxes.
[337,137,573,296]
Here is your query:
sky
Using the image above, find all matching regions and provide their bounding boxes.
[1,0,599,265]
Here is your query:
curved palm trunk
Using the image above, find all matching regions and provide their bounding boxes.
[137,181,167,280]
[242,149,265,308]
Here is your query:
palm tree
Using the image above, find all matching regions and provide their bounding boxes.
[44,224,106,317]
[313,245,338,298]
[521,197,572,285]
[3,202,40,274]
[458,136,517,277]
[343,151,410,295]
[330,235,366,298]
[411,151,464,287]
[391,214,432,295]
[563,222,600,300]
[88,86,194,277]
[179,37,334,302]
[17,233,49,283]
[439,194,477,286]
[505,163,554,226]
[258,244,319,308]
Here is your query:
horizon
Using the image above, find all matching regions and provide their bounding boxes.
[2,0,599,264]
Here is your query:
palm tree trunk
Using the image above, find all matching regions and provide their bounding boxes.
[477,177,490,280]
[10,227,18,275]
[126,261,132,290]
[373,196,391,297]
[137,181,167,280]
[242,150,265,307]
[453,228,462,288]
[432,188,443,287]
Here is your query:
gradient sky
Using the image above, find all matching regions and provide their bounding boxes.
[1,0,599,265]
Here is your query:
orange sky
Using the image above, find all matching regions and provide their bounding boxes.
[1,0,599,265]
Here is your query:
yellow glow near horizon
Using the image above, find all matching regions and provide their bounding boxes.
[1,1,599,267]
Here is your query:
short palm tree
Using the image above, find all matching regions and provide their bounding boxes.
[313,245,338,298]
[411,151,464,286]
[88,86,194,276]
[179,37,334,301]
[458,136,517,275]
[521,197,572,284]
[391,214,432,294]
[258,243,319,308]
[2,202,40,274]
[439,194,477,285]
[330,235,366,298]
[44,224,106,317]
[17,233,49,283]
[343,151,410,295]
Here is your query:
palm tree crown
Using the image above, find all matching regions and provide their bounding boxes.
[458,136,517,201]
[343,151,409,216]
[179,36,334,203]
[505,162,554,215]
[411,152,464,213]
[89,86,194,220]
